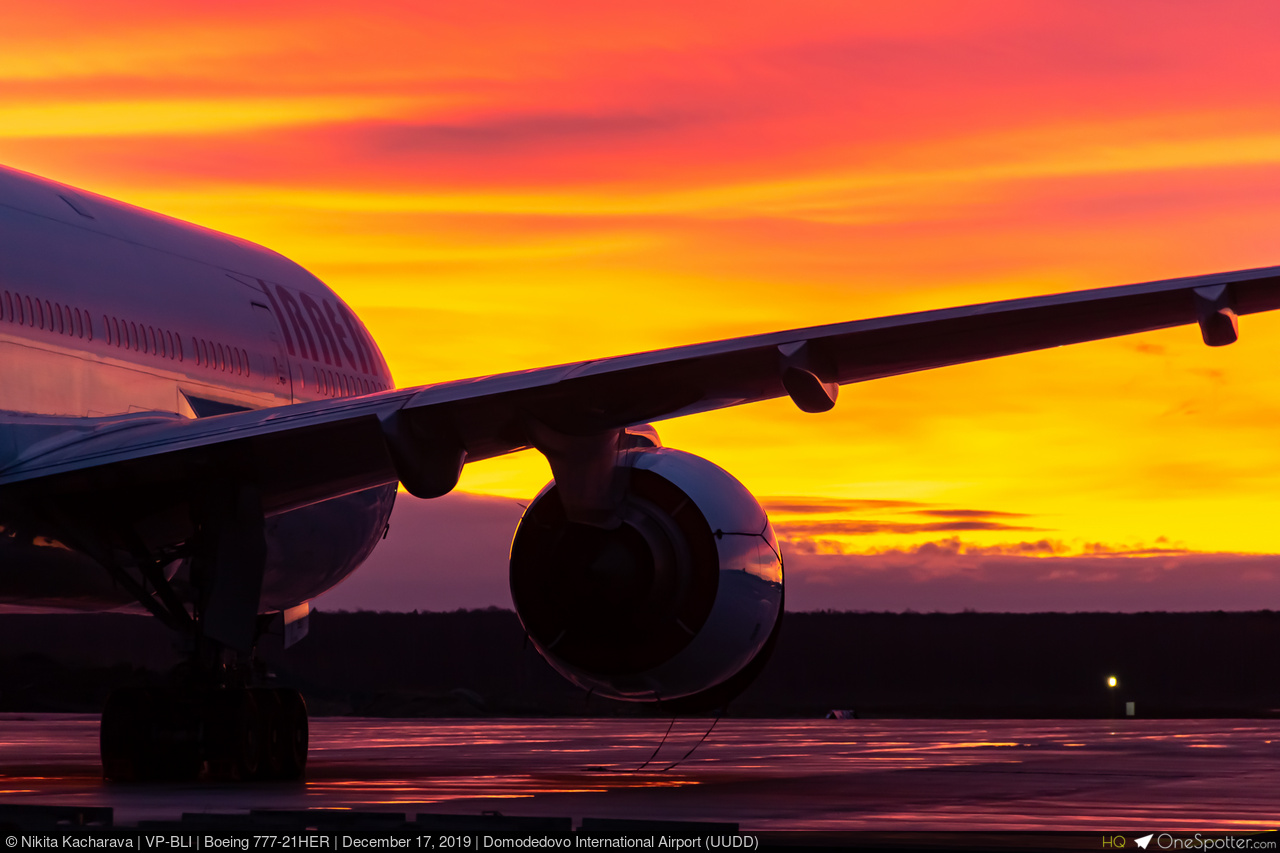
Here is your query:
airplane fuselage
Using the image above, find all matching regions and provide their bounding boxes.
[0,165,397,613]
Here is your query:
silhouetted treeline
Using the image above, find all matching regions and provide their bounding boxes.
[0,609,1277,717]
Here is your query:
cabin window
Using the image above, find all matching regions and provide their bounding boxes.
[175,335,183,362]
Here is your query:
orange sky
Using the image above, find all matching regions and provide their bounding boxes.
[7,1,1280,585]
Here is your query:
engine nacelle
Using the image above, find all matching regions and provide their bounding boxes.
[509,447,783,705]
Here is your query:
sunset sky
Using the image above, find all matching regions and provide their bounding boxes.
[7,1,1280,610]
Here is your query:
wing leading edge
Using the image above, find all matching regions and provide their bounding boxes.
[4,264,1280,516]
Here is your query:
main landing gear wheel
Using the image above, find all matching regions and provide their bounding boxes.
[248,688,308,781]
[273,687,309,780]
[101,686,309,783]
[100,687,201,782]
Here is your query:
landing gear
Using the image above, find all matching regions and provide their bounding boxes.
[101,686,308,783]
[91,481,311,783]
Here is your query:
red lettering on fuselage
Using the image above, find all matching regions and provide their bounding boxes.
[300,293,339,367]
[256,279,296,357]
[333,301,379,377]
[325,300,358,373]
[274,285,318,363]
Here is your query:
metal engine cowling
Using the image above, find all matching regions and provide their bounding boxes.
[509,447,783,704]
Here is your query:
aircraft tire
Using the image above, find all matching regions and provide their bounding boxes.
[101,687,148,782]
[148,688,203,781]
[205,689,261,782]
[101,687,201,782]
[250,687,285,780]
[274,688,309,780]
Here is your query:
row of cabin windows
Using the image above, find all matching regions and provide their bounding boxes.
[1,291,393,395]
[104,315,183,362]
[102,317,248,378]
[3,290,94,341]
[311,366,389,397]
[193,338,251,377]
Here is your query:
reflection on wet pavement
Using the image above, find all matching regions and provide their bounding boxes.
[0,715,1275,829]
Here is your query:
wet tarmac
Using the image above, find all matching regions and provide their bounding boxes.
[0,715,1276,830]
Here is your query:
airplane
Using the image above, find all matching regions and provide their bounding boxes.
[2,162,1278,783]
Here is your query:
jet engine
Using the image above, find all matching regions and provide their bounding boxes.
[509,447,783,707]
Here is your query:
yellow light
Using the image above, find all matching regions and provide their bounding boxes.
[1107,676,1118,688]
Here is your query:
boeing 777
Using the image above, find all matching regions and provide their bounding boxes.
[1,163,1276,782]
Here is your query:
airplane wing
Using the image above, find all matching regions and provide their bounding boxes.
[4,264,1280,516]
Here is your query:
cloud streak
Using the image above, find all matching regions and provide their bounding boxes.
[316,493,1280,615]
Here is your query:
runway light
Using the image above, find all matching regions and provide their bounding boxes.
[1107,676,1118,688]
